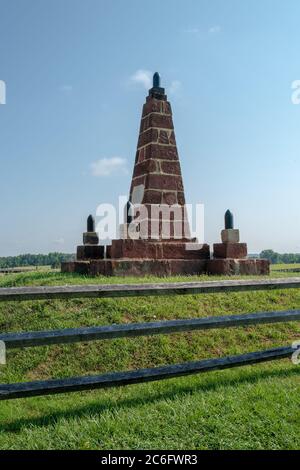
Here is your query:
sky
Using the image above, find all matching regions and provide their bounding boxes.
[0,0,300,256]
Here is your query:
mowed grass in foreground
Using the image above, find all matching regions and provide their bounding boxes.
[0,270,299,450]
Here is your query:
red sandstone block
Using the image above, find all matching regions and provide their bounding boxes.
[114,260,169,276]
[257,259,270,274]
[136,148,144,163]
[162,102,172,115]
[77,245,105,260]
[207,259,236,275]
[162,243,210,260]
[141,114,174,132]
[109,240,209,260]
[168,259,207,275]
[239,259,270,275]
[61,262,76,273]
[144,144,178,160]
[152,113,173,129]
[177,191,186,205]
[109,239,162,259]
[161,192,185,205]
[146,174,184,191]
[238,260,257,275]
[132,159,159,178]
[89,260,111,276]
[73,261,90,275]
[142,99,163,117]
[138,129,159,148]
[161,191,178,205]
[142,189,162,204]
[160,161,181,175]
[207,259,270,275]
[213,243,247,259]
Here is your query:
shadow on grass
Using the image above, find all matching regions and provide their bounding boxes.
[1,365,299,433]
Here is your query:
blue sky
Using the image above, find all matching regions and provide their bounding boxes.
[0,0,300,255]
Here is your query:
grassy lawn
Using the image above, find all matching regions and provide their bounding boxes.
[0,270,299,450]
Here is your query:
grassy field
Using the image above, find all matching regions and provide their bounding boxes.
[0,267,299,450]
[271,263,300,271]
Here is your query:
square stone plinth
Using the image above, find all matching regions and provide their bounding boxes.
[213,243,247,259]
[83,232,99,245]
[221,229,240,243]
[77,245,105,260]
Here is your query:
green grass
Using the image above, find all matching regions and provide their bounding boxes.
[271,263,300,271]
[0,271,299,450]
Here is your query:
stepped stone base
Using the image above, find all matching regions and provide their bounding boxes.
[61,258,208,277]
[62,256,270,277]
[207,258,270,275]
[62,238,211,277]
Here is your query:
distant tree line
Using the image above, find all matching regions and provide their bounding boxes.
[0,253,75,269]
[260,250,300,264]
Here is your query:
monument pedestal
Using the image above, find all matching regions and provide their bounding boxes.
[61,76,270,278]
[62,238,210,276]
[206,219,269,275]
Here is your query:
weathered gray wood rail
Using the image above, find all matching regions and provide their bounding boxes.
[1,309,300,349]
[0,346,294,400]
[1,277,300,302]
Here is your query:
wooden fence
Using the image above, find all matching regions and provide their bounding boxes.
[0,278,299,400]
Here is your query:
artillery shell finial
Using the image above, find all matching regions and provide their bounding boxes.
[153,72,161,88]
[87,214,95,232]
[225,210,234,229]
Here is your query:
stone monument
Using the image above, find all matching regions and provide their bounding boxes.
[62,74,269,276]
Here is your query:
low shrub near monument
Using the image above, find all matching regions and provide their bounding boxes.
[0,270,299,450]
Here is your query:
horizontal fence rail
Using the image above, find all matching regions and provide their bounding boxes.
[1,309,300,349]
[0,346,294,400]
[1,278,300,302]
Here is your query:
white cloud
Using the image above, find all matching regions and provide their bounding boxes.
[90,157,128,177]
[169,80,181,95]
[130,69,152,89]
[209,25,221,34]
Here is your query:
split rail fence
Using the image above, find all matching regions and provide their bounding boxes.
[0,278,299,400]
